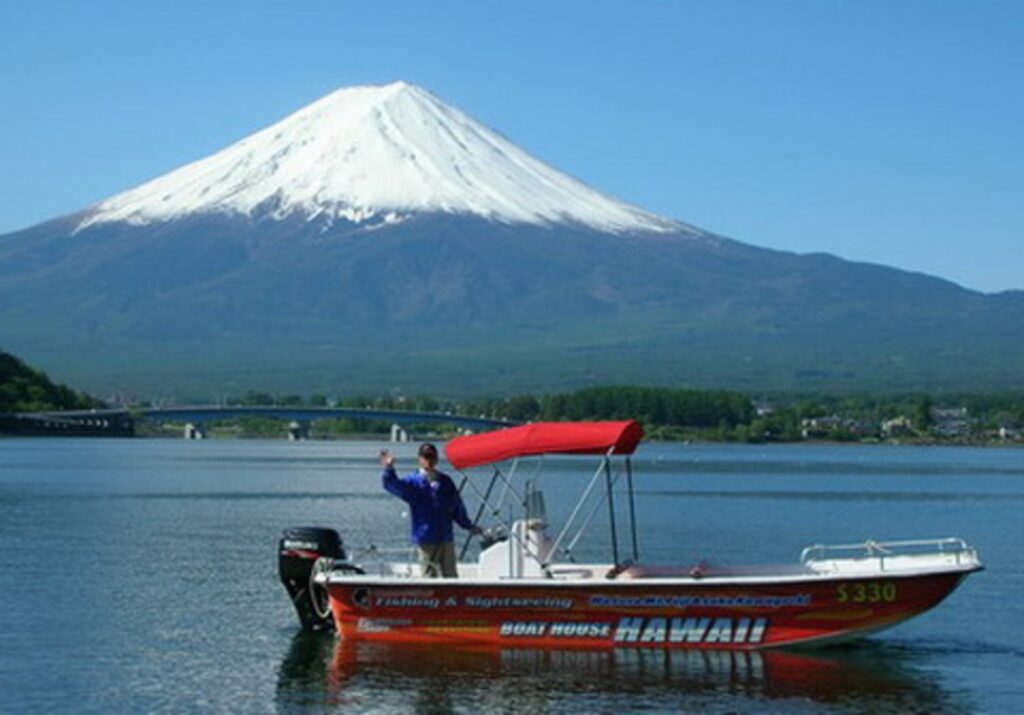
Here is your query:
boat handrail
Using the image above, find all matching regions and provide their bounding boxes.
[800,537,977,568]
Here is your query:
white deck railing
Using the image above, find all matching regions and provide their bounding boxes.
[800,537,979,571]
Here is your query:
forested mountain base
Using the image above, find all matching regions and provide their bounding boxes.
[0,349,104,413]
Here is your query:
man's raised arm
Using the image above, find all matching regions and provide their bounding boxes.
[379,450,412,501]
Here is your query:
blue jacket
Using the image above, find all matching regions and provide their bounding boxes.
[382,467,475,545]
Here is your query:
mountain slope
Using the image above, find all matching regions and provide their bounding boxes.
[3,212,1022,396]
[1,82,1022,397]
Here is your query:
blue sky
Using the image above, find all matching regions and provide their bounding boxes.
[1,1,1020,292]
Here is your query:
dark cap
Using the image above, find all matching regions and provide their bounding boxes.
[418,442,439,460]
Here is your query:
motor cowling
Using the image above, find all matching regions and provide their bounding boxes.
[279,526,344,631]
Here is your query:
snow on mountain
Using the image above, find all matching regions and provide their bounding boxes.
[77,81,683,234]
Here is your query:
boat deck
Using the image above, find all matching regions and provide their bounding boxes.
[329,548,980,587]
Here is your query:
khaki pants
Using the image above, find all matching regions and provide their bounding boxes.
[417,541,458,578]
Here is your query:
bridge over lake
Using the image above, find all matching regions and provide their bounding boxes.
[6,406,517,439]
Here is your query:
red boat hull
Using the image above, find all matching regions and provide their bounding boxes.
[327,569,973,649]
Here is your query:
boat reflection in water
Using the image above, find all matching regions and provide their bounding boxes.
[276,632,968,713]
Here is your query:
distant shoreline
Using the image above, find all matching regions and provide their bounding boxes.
[4,430,1018,449]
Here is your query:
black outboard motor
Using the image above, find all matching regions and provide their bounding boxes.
[279,526,344,631]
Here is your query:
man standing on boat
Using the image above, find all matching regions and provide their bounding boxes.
[380,443,482,578]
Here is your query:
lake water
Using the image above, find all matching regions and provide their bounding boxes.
[0,438,1021,713]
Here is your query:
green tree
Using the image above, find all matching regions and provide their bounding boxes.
[0,350,103,412]
[503,395,541,422]
[914,396,934,432]
[240,391,275,406]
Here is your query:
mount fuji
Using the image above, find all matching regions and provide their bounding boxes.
[77,82,679,235]
[1,81,1022,397]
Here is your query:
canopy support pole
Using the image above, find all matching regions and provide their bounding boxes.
[562,469,620,561]
[548,457,609,562]
[605,454,620,566]
[494,457,521,512]
[457,466,549,575]
[459,466,500,560]
[626,456,639,562]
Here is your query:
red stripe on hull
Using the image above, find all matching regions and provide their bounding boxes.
[327,571,970,649]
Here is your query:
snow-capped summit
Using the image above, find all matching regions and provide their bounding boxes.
[77,81,682,234]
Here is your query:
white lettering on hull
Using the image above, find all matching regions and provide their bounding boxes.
[669,617,710,643]
[616,617,769,645]
[613,617,645,643]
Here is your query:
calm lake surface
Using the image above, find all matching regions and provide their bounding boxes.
[1,438,1021,713]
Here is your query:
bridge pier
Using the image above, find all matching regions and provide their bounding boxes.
[287,420,310,441]
[184,422,206,440]
[390,423,409,443]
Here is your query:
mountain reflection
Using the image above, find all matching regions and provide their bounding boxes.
[276,633,970,714]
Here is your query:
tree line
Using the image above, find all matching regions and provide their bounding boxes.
[224,386,751,426]
[0,350,104,413]
[209,385,1024,443]
[5,347,1022,442]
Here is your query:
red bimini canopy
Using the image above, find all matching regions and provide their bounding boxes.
[445,420,644,470]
